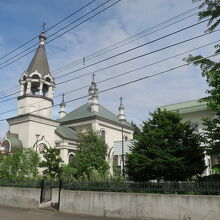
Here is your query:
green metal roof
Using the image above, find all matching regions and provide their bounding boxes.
[58,103,131,127]
[160,100,208,114]
[5,132,23,151]
[56,126,78,141]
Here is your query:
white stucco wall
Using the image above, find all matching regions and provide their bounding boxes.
[66,119,133,152]
[0,187,40,209]
[8,115,61,149]
[181,109,214,176]
[17,96,52,118]
[180,109,213,130]
[60,190,220,220]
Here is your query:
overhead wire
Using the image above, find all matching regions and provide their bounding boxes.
[0,5,199,96]
[55,19,210,79]
[0,5,199,95]
[52,8,200,74]
[0,0,120,70]
[0,0,97,61]
[0,39,219,115]
[0,26,219,102]
[56,29,220,86]
[0,52,218,122]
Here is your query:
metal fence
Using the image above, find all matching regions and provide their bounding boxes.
[0,179,220,195]
[0,179,41,188]
[61,181,220,195]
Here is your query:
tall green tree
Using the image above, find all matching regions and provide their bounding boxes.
[74,131,109,180]
[0,148,40,180]
[131,121,141,140]
[186,0,220,167]
[127,109,206,181]
[40,147,63,179]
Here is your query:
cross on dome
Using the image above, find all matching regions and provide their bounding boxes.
[42,22,46,32]
[92,73,95,82]
[62,93,65,103]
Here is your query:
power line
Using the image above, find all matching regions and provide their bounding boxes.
[0,52,218,121]
[0,27,219,102]
[0,0,97,61]
[52,8,199,74]
[0,39,218,114]
[0,46,219,116]
[56,29,220,86]
[55,19,211,80]
[6,40,220,114]
[0,0,120,70]
[0,6,199,95]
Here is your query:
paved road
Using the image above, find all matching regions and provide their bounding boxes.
[0,205,131,220]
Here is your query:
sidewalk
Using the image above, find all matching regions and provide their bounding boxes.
[0,205,131,220]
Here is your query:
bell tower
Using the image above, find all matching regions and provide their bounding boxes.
[17,30,55,118]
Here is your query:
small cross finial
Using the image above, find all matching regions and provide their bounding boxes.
[120,97,123,104]
[42,22,46,32]
[62,93,65,102]
[92,73,95,82]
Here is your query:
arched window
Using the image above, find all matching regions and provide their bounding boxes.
[45,77,51,82]
[23,83,27,95]
[69,153,75,165]
[124,135,128,141]
[38,143,47,154]
[1,140,10,154]
[100,129,106,142]
[42,84,49,96]
[32,74,40,80]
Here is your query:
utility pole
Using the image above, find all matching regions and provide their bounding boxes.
[118,97,126,176]
[121,122,125,176]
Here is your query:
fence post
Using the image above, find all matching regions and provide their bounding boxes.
[40,179,45,203]
[58,179,62,210]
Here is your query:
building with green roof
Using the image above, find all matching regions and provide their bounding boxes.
[160,99,214,176]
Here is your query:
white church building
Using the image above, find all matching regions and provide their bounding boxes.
[0,31,134,168]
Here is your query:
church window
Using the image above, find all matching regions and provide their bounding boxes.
[69,153,75,165]
[1,140,10,154]
[38,144,46,154]
[31,81,40,95]
[45,77,51,82]
[42,84,49,97]
[100,129,106,142]
[23,83,27,95]
[32,74,40,79]
[124,135,128,141]
[113,155,119,166]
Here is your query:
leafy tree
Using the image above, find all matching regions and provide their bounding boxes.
[0,148,40,180]
[193,0,220,32]
[73,131,109,180]
[185,0,220,167]
[40,147,63,179]
[126,109,206,181]
[60,165,77,181]
[131,121,141,140]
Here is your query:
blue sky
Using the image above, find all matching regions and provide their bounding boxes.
[0,0,219,138]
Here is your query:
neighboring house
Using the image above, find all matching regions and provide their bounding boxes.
[160,99,215,176]
[0,31,134,171]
